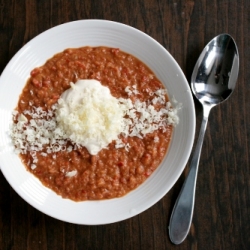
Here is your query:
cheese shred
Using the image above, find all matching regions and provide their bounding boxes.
[10,79,180,162]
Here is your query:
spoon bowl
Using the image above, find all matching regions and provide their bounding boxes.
[191,34,239,106]
[169,34,239,244]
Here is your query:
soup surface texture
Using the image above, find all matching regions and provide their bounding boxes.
[11,47,178,201]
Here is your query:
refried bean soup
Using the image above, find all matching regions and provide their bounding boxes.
[11,46,180,201]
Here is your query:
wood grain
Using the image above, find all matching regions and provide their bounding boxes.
[0,0,249,249]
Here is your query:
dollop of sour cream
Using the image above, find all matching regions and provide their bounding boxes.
[55,79,124,155]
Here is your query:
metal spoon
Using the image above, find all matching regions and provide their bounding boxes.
[168,34,239,244]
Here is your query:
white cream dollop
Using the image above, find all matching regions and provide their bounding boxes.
[55,79,124,155]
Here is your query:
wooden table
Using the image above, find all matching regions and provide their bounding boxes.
[0,0,249,249]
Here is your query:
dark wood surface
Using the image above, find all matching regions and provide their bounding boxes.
[0,0,249,249]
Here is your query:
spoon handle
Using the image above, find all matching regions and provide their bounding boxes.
[169,105,211,244]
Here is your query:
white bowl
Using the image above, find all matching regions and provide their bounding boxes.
[0,20,195,224]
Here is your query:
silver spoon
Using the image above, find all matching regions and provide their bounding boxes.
[168,34,239,244]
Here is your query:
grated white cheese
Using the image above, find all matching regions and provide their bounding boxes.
[10,79,180,161]
[125,85,139,96]
[65,170,77,177]
[31,164,37,170]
